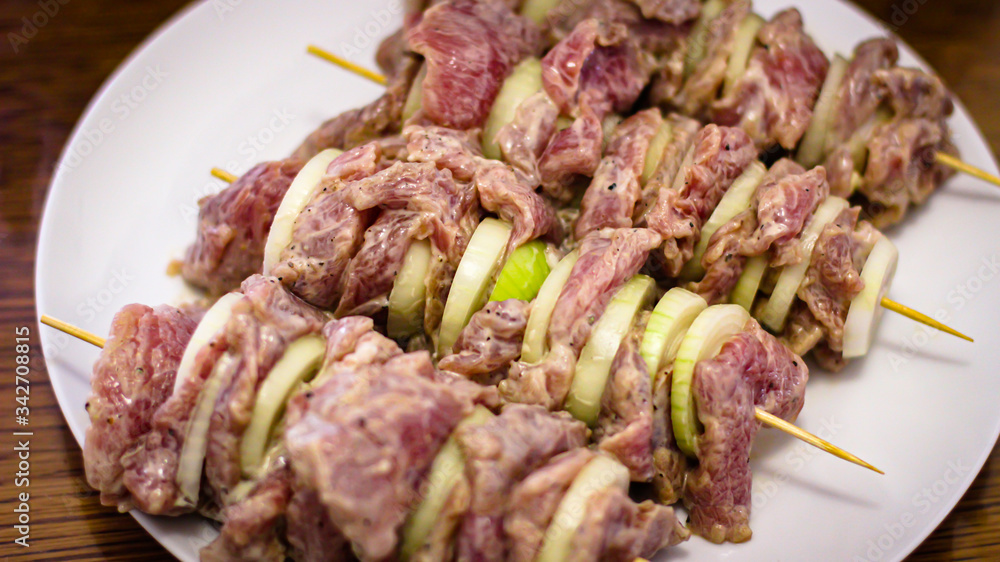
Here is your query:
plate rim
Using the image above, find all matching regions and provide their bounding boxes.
[33,1,1000,560]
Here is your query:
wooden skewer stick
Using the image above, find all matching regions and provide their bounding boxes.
[41,315,882,474]
[311,52,998,191]
[881,297,973,342]
[754,409,883,474]
[306,44,388,86]
[935,152,1000,188]
[211,167,238,183]
[40,315,106,348]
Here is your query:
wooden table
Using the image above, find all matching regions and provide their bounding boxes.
[2,0,999,559]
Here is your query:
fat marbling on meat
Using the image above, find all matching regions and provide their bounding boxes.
[568,486,690,561]
[83,304,198,512]
[710,9,829,150]
[859,67,956,228]
[281,316,408,562]
[334,210,434,318]
[338,159,480,334]
[408,0,542,130]
[645,124,757,278]
[454,404,589,562]
[200,461,293,562]
[182,160,302,296]
[797,207,866,355]
[406,124,558,252]
[504,448,596,562]
[627,0,700,24]
[118,276,325,515]
[494,91,561,187]
[272,144,383,310]
[743,159,829,266]
[688,157,829,304]
[438,298,531,385]
[285,349,474,561]
[576,109,663,240]
[686,318,808,543]
[538,17,655,200]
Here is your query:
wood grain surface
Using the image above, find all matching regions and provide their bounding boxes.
[1,0,999,560]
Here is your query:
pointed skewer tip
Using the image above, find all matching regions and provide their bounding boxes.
[881,297,973,343]
[755,409,884,475]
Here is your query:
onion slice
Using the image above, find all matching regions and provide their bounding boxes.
[172,292,245,507]
[680,161,766,281]
[240,334,326,477]
[639,288,708,382]
[535,454,631,562]
[843,236,898,358]
[176,351,237,508]
[387,239,433,340]
[641,120,675,185]
[758,196,849,332]
[173,292,242,392]
[400,406,494,560]
[521,250,580,364]
[565,275,656,426]
[684,0,727,76]
[671,304,750,457]
[520,0,563,25]
[489,240,551,303]
[730,255,768,312]
[262,148,344,274]
[723,14,765,94]
[482,58,543,160]
[438,218,512,356]
[796,54,849,168]
[402,64,427,123]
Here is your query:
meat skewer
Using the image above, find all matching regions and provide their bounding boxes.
[306,7,999,198]
[198,125,970,349]
[43,300,840,548]
[41,293,868,551]
[39,313,878,473]
[39,268,884,552]
[42,297,691,560]
[288,48,968,341]
[934,152,1000,187]
[300,1,969,241]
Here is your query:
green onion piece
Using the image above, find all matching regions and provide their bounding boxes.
[489,240,550,303]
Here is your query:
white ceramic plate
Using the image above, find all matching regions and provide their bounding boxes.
[36,1,1000,560]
